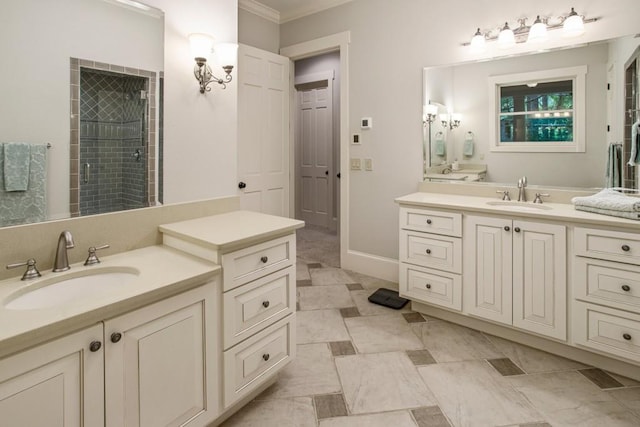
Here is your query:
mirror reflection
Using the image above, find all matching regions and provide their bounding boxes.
[423,34,640,189]
[0,0,164,227]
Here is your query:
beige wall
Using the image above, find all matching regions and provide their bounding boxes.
[280,0,640,261]
[239,8,280,53]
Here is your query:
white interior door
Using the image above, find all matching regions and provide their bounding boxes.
[237,44,290,217]
[296,76,333,228]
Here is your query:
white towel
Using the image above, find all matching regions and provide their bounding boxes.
[572,188,640,212]
[575,205,640,220]
[628,120,640,166]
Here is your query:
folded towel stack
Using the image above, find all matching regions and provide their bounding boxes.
[572,188,640,220]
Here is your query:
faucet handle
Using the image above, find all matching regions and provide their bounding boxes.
[496,190,511,201]
[6,258,42,280]
[533,193,550,204]
[84,244,110,266]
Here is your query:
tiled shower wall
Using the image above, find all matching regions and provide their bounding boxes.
[69,58,157,217]
[624,58,638,189]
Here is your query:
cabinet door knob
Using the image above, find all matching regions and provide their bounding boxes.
[514,227,521,233]
[262,300,270,308]
[622,284,631,292]
[111,332,122,343]
[623,333,632,341]
[238,182,247,189]
[425,249,431,254]
[622,244,631,252]
[425,284,431,289]
[260,256,268,263]
[262,353,270,361]
[504,226,510,232]
[89,341,102,352]
[426,219,432,225]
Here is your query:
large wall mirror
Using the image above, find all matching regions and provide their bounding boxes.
[423,34,640,189]
[0,0,163,227]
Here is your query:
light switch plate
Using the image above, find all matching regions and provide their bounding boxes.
[364,158,373,171]
[361,117,372,129]
[350,158,362,170]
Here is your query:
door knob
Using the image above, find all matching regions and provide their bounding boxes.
[238,182,247,189]
[325,170,329,175]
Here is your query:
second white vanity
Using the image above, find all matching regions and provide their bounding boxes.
[397,183,640,379]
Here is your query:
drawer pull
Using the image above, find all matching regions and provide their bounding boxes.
[504,226,510,232]
[622,244,631,252]
[260,256,268,263]
[89,341,102,352]
[110,332,122,343]
[426,219,432,225]
[623,333,632,341]
[262,353,270,361]
[262,300,270,308]
[425,249,432,254]
[621,284,631,292]
[425,284,431,289]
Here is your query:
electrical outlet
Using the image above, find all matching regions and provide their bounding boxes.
[352,133,361,144]
[364,158,373,171]
[350,158,362,170]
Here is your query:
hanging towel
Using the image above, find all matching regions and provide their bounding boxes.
[628,120,640,166]
[3,142,31,191]
[0,143,47,226]
[463,132,474,157]
[605,143,622,188]
[434,132,446,156]
[572,188,640,212]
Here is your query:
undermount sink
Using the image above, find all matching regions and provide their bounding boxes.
[486,201,552,211]
[3,266,140,310]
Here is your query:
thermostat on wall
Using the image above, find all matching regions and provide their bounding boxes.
[361,117,373,129]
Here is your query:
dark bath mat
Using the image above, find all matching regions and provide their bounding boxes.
[368,288,409,309]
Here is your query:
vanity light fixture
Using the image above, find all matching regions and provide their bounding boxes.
[465,7,596,50]
[440,113,462,130]
[423,104,439,124]
[189,33,237,94]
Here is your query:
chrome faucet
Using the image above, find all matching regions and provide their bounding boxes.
[53,231,75,272]
[517,176,528,202]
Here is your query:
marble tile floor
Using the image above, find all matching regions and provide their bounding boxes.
[222,231,640,427]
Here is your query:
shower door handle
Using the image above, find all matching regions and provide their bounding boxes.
[83,163,90,184]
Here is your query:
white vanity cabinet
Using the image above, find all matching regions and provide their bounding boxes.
[0,324,104,427]
[464,215,567,340]
[104,282,217,427]
[573,227,640,363]
[399,207,463,311]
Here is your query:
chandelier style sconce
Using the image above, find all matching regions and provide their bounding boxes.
[423,104,439,125]
[466,7,597,52]
[189,33,238,94]
[440,112,462,130]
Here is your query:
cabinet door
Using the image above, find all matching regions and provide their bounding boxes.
[513,220,567,340]
[464,215,512,324]
[0,324,104,427]
[105,282,218,427]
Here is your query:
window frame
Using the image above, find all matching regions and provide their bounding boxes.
[488,66,587,152]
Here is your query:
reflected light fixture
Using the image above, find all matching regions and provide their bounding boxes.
[189,33,237,94]
[527,15,548,43]
[423,104,439,124]
[440,112,462,130]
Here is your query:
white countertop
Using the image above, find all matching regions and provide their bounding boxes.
[159,211,305,252]
[0,245,219,358]
[396,192,640,230]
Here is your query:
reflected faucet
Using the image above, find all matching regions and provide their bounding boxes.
[53,231,75,272]
[517,176,528,202]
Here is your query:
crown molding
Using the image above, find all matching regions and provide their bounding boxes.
[279,0,353,23]
[238,0,280,24]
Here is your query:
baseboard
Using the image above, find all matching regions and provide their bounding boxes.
[342,250,399,282]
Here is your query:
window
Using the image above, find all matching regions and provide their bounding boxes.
[489,66,586,152]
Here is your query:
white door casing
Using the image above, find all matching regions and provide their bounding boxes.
[238,44,290,217]
[295,72,333,228]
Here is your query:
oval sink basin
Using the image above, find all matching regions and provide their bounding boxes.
[4,266,140,310]
[486,201,552,211]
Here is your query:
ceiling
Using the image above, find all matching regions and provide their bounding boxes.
[240,0,353,23]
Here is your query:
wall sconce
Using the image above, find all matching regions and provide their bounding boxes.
[423,104,439,124]
[465,7,596,51]
[189,33,238,94]
[440,113,461,130]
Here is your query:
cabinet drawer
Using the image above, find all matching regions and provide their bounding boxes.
[400,230,461,273]
[575,228,640,265]
[400,207,461,237]
[574,257,640,311]
[573,302,640,363]
[223,315,294,408]
[399,263,461,311]
[222,234,295,291]
[223,266,295,349]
